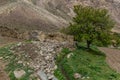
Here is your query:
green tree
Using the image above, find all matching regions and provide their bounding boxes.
[65,5,114,49]
[112,33,120,47]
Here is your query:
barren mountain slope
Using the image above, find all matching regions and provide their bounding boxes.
[0,0,68,32]
[0,0,120,32]
[0,0,15,6]
[36,0,120,32]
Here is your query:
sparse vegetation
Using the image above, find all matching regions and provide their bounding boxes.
[0,45,35,80]
[54,69,66,80]
[0,1,120,80]
[54,48,70,80]
[55,44,120,80]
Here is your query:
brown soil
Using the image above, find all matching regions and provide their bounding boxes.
[0,36,21,80]
[0,35,21,47]
[0,60,10,80]
[99,47,120,73]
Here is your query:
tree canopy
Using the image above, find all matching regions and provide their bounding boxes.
[64,5,115,48]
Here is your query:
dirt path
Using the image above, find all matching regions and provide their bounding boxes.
[0,36,21,80]
[99,47,120,73]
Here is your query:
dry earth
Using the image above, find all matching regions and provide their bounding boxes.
[99,47,120,73]
[0,60,10,80]
[0,36,21,80]
[0,36,21,47]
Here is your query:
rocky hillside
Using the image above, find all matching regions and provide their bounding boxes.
[0,0,120,32]
[0,31,74,80]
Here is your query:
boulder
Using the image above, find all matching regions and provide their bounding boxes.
[74,73,82,79]
[67,53,73,59]
[27,30,47,41]
[37,70,48,80]
[47,32,74,43]
[14,70,26,79]
[52,76,58,80]
[0,57,3,60]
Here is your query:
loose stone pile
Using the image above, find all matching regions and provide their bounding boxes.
[10,39,73,80]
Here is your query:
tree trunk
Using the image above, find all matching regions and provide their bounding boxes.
[87,40,91,49]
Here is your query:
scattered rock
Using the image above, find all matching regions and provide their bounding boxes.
[47,32,73,43]
[48,74,54,80]
[11,39,73,74]
[17,61,23,64]
[74,73,82,79]
[37,78,41,80]
[29,31,47,41]
[52,76,58,80]
[54,65,57,70]
[37,70,48,80]
[0,57,3,60]
[14,70,26,79]
[67,53,73,59]
[10,32,74,79]
[0,26,19,38]
[45,56,50,60]
[86,76,90,79]
[17,42,22,46]
[81,76,85,79]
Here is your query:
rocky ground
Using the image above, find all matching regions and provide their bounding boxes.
[10,39,73,80]
[1,29,120,80]
[0,31,74,80]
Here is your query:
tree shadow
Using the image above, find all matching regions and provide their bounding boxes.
[76,43,106,56]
